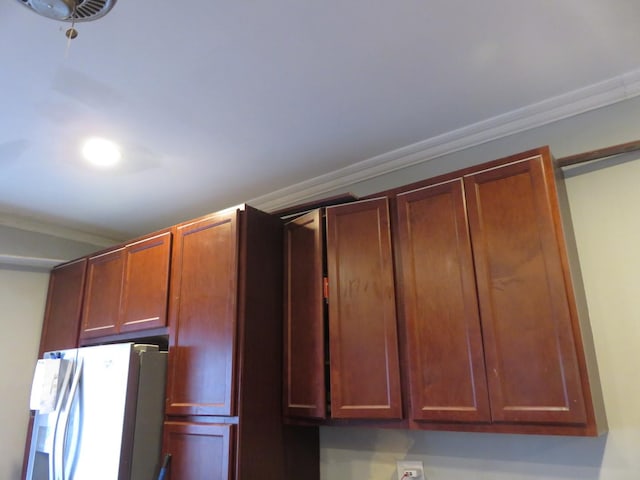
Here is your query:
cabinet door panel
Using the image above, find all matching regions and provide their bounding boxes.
[80,248,124,339]
[39,258,87,354]
[326,198,402,419]
[283,210,326,419]
[163,422,233,480]
[464,155,587,425]
[166,211,239,416]
[396,180,491,422]
[120,231,172,333]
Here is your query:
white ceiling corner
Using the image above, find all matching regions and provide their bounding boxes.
[0,254,65,272]
[250,68,640,213]
[0,213,122,247]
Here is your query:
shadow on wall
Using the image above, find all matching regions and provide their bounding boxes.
[320,426,608,480]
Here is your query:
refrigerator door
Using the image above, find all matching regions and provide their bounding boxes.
[26,343,167,480]
[25,357,74,480]
[66,343,136,479]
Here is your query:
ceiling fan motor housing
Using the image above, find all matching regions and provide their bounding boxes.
[17,0,117,22]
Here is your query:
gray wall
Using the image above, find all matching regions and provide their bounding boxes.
[0,266,49,479]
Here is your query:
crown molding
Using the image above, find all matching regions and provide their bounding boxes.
[0,212,121,248]
[0,254,65,271]
[250,68,640,213]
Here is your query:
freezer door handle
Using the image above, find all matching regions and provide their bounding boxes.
[37,362,72,480]
[54,359,83,480]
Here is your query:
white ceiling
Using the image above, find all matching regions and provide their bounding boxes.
[1,0,640,242]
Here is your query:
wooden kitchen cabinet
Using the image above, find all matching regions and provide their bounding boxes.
[326,198,403,419]
[165,209,239,416]
[79,230,172,340]
[162,422,233,480]
[464,153,590,427]
[164,205,317,479]
[119,231,173,333]
[80,247,124,338]
[38,258,87,355]
[284,147,604,435]
[395,179,491,423]
[393,147,606,435]
[284,199,403,421]
[283,210,326,419]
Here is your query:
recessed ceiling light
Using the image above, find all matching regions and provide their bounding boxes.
[81,137,122,167]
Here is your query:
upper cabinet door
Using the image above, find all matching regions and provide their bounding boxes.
[283,210,326,419]
[325,198,403,419]
[80,230,172,341]
[166,210,240,416]
[464,154,587,425]
[39,258,88,355]
[81,248,125,339]
[120,231,172,333]
[395,179,491,423]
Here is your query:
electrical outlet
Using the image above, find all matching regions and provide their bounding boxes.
[396,460,424,479]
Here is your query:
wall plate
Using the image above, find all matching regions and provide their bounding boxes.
[396,460,424,479]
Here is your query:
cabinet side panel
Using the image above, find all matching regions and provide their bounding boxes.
[554,163,607,434]
[166,212,238,416]
[326,198,402,419]
[39,258,87,355]
[465,155,587,425]
[235,207,288,479]
[284,210,326,419]
[396,180,491,422]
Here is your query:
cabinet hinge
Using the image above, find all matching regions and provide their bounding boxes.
[323,277,329,301]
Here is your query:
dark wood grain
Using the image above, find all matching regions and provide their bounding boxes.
[557,138,640,167]
[80,247,125,339]
[235,206,292,480]
[326,198,403,419]
[163,421,233,480]
[465,153,587,425]
[164,206,318,479]
[38,258,87,354]
[283,210,326,419]
[120,231,172,333]
[395,179,491,423]
[166,210,239,416]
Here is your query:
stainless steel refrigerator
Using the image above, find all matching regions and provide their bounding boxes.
[25,343,167,480]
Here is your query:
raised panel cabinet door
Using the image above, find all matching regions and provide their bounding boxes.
[120,231,172,333]
[283,210,326,419]
[325,198,403,419]
[39,258,88,354]
[166,210,239,416]
[80,248,125,339]
[395,180,491,423]
[464,153,587,425]
[163,422,234,480]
